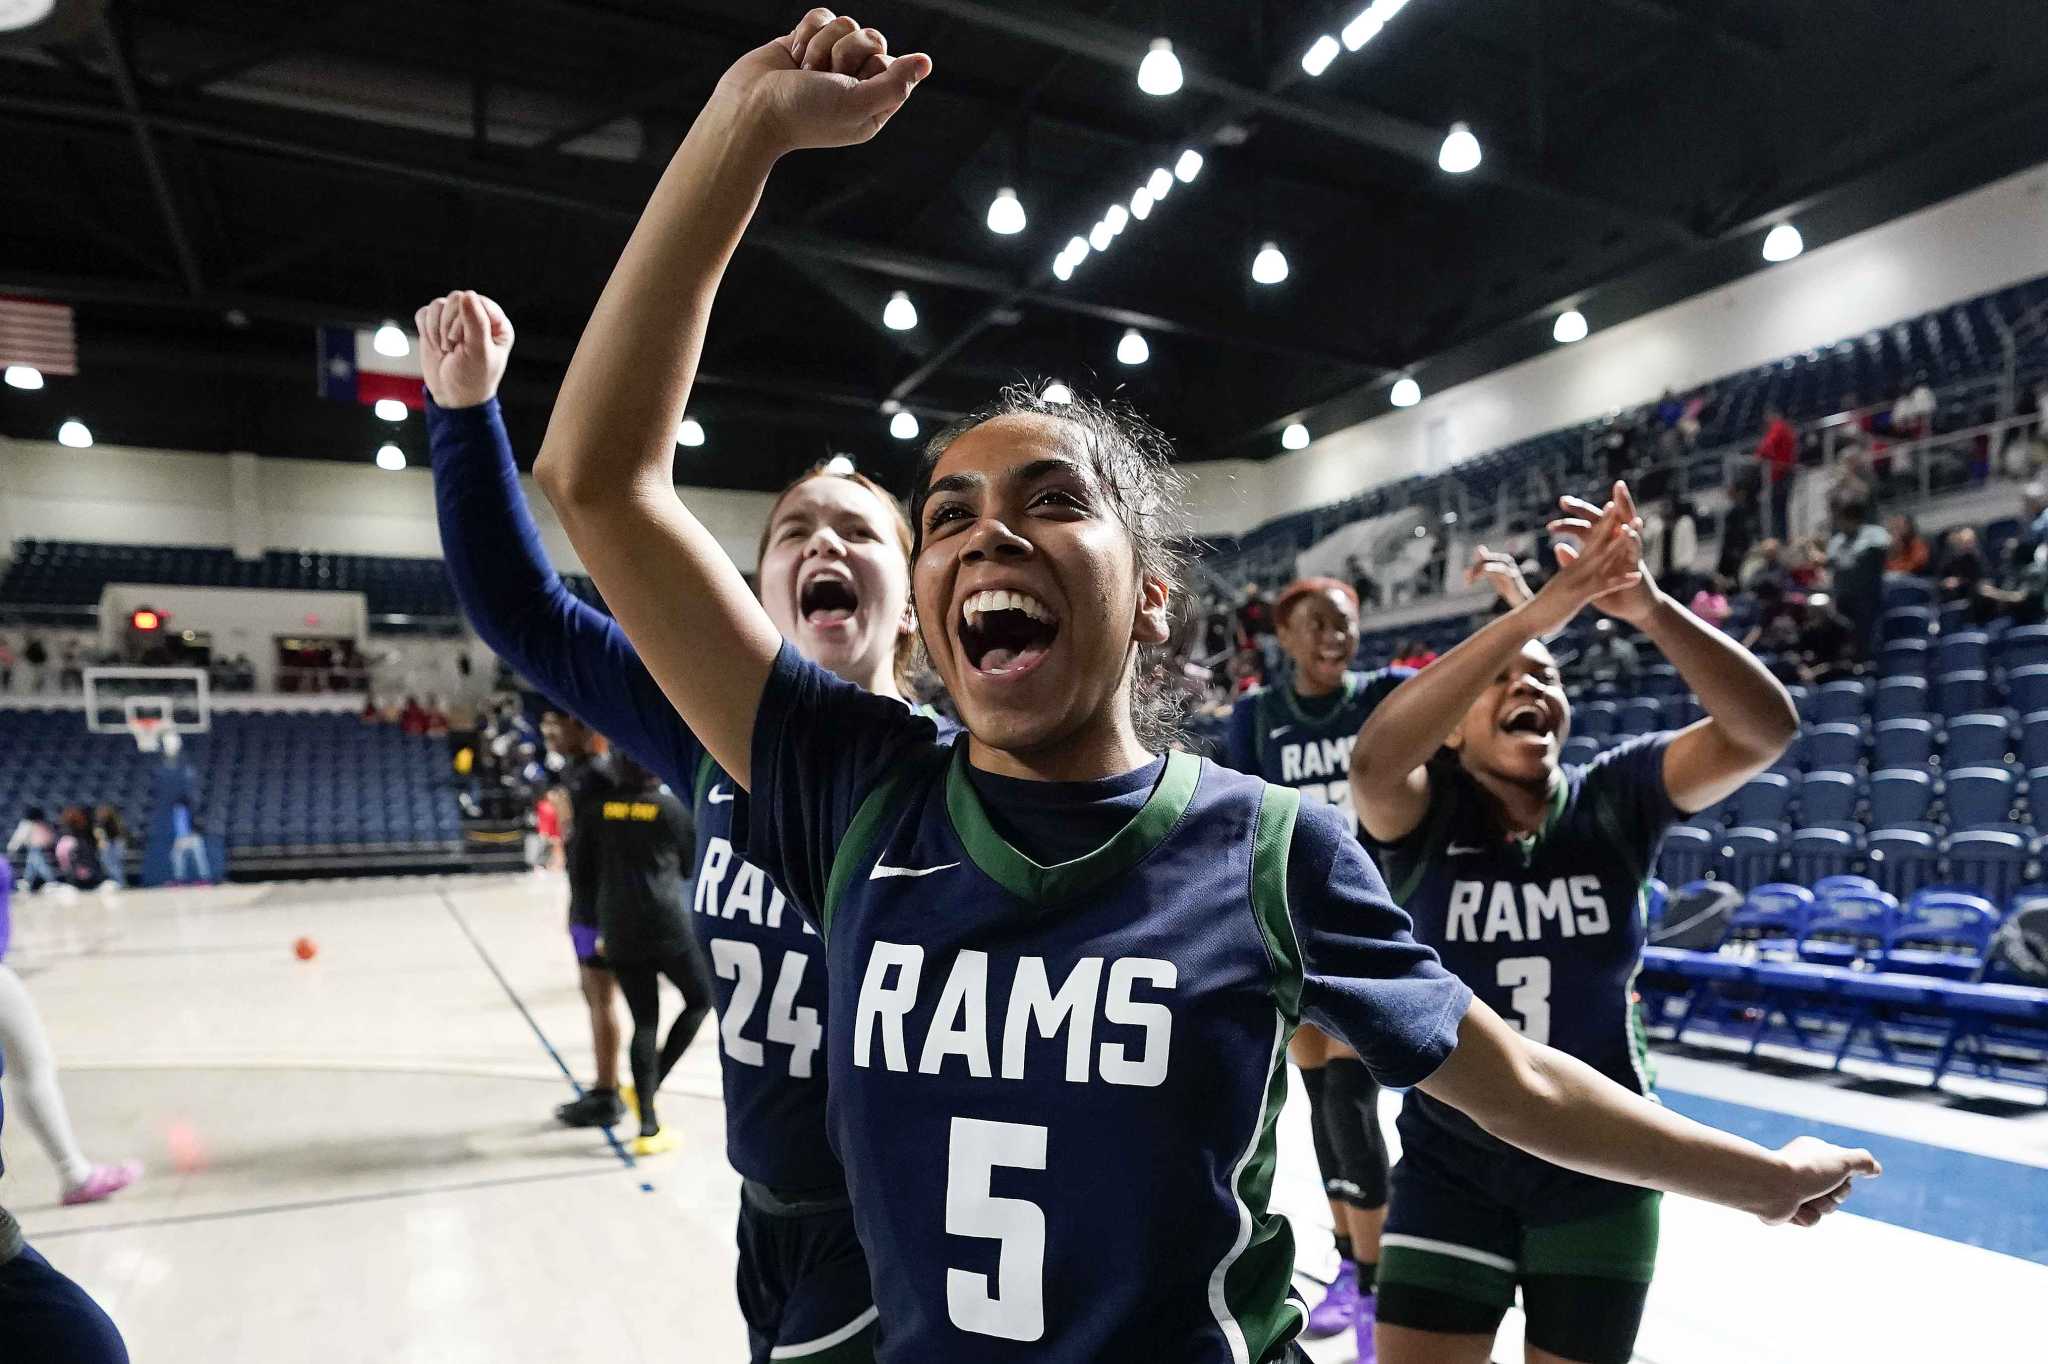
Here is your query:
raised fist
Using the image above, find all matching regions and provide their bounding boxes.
[716,9,931,157]
[415,290,514,410]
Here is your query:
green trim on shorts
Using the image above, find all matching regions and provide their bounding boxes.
[1522,1190,1662,1283]
[1378,1238,1518,1309]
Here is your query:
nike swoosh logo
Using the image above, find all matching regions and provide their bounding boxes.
[870,861,961,880]
[1447,843,1486,856]
[1268,726,1292,739]
[706,787,734,804]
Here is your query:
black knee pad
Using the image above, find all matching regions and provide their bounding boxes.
[1298,1063,1345,1198]
[1322,1057,1389,1210]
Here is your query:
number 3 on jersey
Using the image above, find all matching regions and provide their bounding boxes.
[1496,955,1552,1045]
[710,939,823,1077]
[947,1117,1047,1342]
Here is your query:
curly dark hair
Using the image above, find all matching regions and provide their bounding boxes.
[908,384,1192,752]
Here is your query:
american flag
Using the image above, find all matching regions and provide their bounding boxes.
[0,298,77,376]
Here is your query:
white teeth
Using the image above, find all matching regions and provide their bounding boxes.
[962,589,1055,627]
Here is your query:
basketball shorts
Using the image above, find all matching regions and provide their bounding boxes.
[567,922,607,970]
[735,1182,877,1364]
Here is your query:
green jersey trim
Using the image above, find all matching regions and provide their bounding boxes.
[942,747,1200,905]
[1249,784,1305,1021]
[1207,1009,1306,1364]
[693,750,719,809]
[822,747,948,942]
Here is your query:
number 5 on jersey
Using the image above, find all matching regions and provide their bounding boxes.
[947,1116,1047,1342]
[710,940,823,1076]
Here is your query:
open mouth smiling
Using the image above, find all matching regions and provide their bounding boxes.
[958,588,1061,678]
[799,570,860,630]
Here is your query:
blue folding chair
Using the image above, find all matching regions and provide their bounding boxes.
[2008,665,2048,715]
[1935,631,1990,675]
[1619,697,1664,735]
[1656,824,1718,886]
[1721,826,1784,890]
[1727,883,1815,947]
[1869,769,1934,827]
[1873,718,1936,769]
[1944,828,2034,909]
[1797,890,1899,968]
[1799,769,1861,824]
[1732,771,1794,826]
[1804,723,1864,771]
[1881,891,2000,979]
[1944,714,2011,767]
[1867,827,1942,900]
[1812,874,1880,903]
[1815,680,1872,723]
[1945,766,2017,829]
[1935,670,1992,718]
[1930,902,2048,1095]
[1787,825,1864,886]
[1879,606,1934,642]
[1873,676,1929,722]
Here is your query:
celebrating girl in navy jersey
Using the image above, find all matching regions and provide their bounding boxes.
[418,289,935,1362]
[1354,482,1804,1364]
[533,13,1879,1360]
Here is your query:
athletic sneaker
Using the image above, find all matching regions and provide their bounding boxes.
[554,1089,625,1128]
[1353,1291,1378,1363]
[63,1161,142,1206]
[630,1128,676,1158]
[1304,1260,1359,1337]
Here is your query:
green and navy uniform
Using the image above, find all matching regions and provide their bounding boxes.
[429,396,901,1363]
[1223,669,1412,822]
[1373,731,1679,1364]
[736,643,1472,1361]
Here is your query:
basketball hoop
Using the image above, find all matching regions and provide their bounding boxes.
[129,716,164,752]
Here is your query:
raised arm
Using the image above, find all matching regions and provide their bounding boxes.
[530,14,928,789]
[1551,484,1799,812]
[1420,1000,1878,1226]
[1350,496,1644,843]
[420,292,703,789]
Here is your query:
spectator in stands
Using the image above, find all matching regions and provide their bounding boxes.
[1654,388,1683,433]
[57,642,82,693]
[1717,471,1760,583]
[1572,617,1641,687]
[1756,404,1799,537]
[1826,496,1889,655]
[1796,597,1861,683]
[167,797,211,885]
[93,807,128,890]
[1689,575,1733,628]
[360,694,381,725]
[1885,514,1930,575]
[1390,638,1439,670]
[1939,526,1996,627]
[1889,371,1936,440]
[1643,489,1699,600]
[6,808,56,893]
[52,809,103,891]
[399,695,430,737]
[1234,583,1274,643]
[1747,608,1807,685]
[0,634,12,692]
[21,636,47,694]
[2021,483,2048,560]
[1787,539,1827,592]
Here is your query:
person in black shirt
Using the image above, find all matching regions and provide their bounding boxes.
[569,751,713,1156]
[544,712,627,1130]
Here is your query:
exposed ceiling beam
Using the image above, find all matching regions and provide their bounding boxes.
[94,9,204,298]
[887,0,1701,247]
[1583,0,1779,64]
[156,4,377,95]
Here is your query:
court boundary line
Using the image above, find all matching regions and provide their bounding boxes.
[437,890,637,1171]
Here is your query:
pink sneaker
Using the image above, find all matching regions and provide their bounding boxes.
[62,1161,142,1205]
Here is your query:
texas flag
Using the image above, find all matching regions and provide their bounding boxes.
[317,326,424,410]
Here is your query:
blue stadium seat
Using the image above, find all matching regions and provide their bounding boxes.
[1935,632,1990,675]
[1733,771,1795,826]
[1788,825,1863,885]
[1944,714,2011,767]
[1657,824,1718,885]
[1945,766,2018,829]
[1995,624,2048,673]
[1873,676,1929,721]
[1576,701,1618,739]
[1880,607,1933,642]
[1944,829,2033,909]
[1804,722,1865,771]
[1877,640,1929,677]
[1869,769,1935,826]
[1723,826,1786,890]
[1799,770,1861,824]
[1882,577,1936,612]
[1561,736,1601,767]
[2008,665,2048,715]
[2023,711,2048,770]
[1934,670,1991,718]
[1618,697,1663,736]
[1873,718,1936,769]
[1867,827,1941,900]
[1815,680,1871,723]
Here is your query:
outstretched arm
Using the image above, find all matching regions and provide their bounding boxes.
[532,12,929,789]
[1350,494,1644,843]
[420,292,704,788]
[1551,485,1799,812]
[1420,1001,1878,1226]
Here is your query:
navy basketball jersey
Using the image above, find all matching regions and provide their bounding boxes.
[1224,669,1411,820]
[741,645,1470,1362]
[1376,732,1681,1217]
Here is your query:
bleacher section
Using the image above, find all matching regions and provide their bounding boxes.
[1205,272,2048,589]
[0,708,463,876]
[0,541,603,622]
